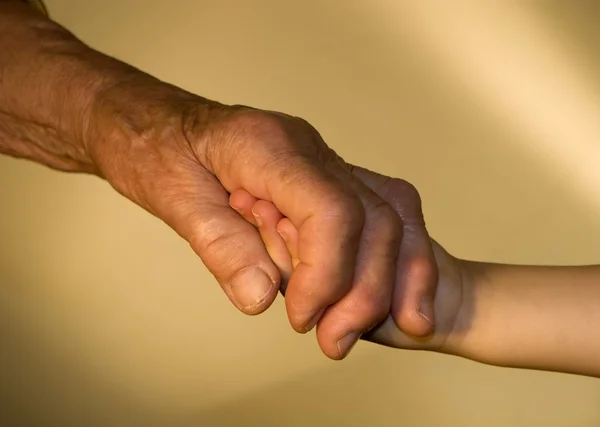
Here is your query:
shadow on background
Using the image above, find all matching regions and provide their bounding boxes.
[0,267,148,426]
[192,351,600,427]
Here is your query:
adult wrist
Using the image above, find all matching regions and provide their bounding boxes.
[83,71,222,181]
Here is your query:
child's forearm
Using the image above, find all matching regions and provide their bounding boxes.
[448,261,600,377]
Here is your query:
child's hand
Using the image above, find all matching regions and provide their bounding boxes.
[230,170,466,353]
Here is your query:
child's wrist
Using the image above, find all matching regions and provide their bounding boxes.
[436,257,480,358]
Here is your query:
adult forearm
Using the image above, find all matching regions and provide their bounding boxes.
[0,1,202,175]
[452,261,600,377]
[0,2,101,171]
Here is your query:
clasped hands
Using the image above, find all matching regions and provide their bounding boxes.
[87,91,463,360]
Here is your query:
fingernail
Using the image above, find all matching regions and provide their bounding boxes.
[337,332,360,359]
[302,308,325,332]
[276,227,286,241]
[230,267,274,309]
[419,295,434,325]
[251,208,262,227]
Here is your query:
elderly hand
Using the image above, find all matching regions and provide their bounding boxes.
[89,98,438,359]
[0,2,438,359]
[229,166,441,357]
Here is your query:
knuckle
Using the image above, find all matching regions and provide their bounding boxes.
[385,178,425,226]
[213,109,326,176]
[371,201,403,240]
[322,193,365,233]
[270,152,316,187]
[199,107,294,172]
[222,109,294,149]
[341,275,392,329]
[291,115,315,130]
[374,201,403,236]
[357,286,391,328]
[240,110,290,142]
[393,179,422,204]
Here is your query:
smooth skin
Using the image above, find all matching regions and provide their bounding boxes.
[0,1,437,359]
[232,169,600,375]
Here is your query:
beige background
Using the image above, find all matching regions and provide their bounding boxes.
[2,1,600,426]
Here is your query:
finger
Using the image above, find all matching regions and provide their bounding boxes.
[273,167,363,336]
[240,153,402,359]
[229,188,258,226]
[361,315,432,350]
[252,200,294,292]
[273,178,402,359]
[273,212,427,350]
[314,174,402,359]
[351,165,437,337]
[148,166,281,315]
[393,216,437,337]
[229,190,296,293]
[208,112,365,334]
[364,240,459,352]
[276,218,300,269]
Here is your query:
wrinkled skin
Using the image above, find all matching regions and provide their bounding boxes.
[88,90,440,359]
[0,1,440,359]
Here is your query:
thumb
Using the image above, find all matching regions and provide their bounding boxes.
[350,165,438,337]
[149,169,281,315]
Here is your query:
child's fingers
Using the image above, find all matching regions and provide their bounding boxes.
[229,189,259,226]
[230,189,297,294]
[252,200,294,292]
[276,218,300,269]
